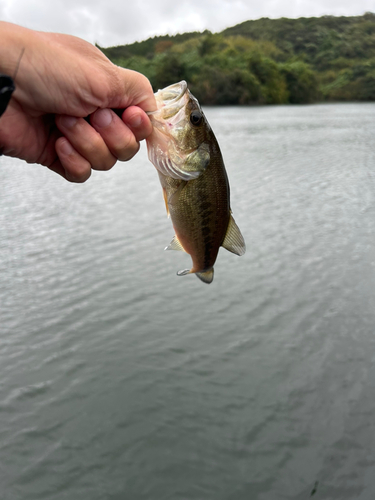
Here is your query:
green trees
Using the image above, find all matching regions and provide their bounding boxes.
[281,61,319,103]
[190,67,262,105]
[100,13,375,104]
[153,54,187,90]
[320,60,375,100]
[247,52,289,103]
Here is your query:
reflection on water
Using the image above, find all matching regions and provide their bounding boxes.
[1,103,375,499]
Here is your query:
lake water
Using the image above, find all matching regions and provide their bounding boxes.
[1,103,375,500]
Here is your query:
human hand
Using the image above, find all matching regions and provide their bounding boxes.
[0,22,156,182]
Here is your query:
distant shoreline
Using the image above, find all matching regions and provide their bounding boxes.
[100,13,375,105]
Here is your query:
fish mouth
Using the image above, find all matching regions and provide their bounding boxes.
[155,81,188,104]
[148,81,188,117]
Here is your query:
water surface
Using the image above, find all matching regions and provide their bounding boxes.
[1,103,375,499]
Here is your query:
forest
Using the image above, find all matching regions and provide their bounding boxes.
[99,13,375,105]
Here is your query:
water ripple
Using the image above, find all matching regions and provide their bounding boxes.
[1,104,375,499]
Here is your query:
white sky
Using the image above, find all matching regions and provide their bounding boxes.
[1,0,374,47]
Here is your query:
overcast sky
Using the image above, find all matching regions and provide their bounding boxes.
[1,0,374,47]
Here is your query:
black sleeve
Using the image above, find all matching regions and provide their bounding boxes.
[0,74,15,117]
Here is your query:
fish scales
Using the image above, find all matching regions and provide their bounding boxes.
[167,140,229,269]
[146,81,245,284]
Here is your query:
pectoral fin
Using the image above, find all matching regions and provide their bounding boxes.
[162,188,170,218]
[167,180,187,207]
[222,214,246,256]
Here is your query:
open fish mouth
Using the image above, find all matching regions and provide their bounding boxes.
[146,80,204,181]
[155,80,188,106]
[147,81,188,118]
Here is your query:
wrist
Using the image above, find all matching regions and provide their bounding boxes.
[0,22,33,77]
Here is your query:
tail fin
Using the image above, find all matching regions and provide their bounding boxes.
[195,268,214,284]
[176,268,214,284]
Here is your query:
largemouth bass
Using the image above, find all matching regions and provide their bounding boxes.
[146,81,245,284]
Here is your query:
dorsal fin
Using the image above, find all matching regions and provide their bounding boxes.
[222,214,246,256]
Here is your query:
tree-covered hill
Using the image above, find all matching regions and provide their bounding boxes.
[99,13,375,105]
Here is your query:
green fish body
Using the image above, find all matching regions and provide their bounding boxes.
[146,81,245,283]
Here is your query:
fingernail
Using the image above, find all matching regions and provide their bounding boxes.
[127,114,142,128]
[59,139,74,156]
[94,109,113,128]
[60,116,77,129]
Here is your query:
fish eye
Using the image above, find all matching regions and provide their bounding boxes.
[190,110,203,126]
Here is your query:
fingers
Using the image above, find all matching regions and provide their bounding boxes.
[121,106,153,142]
[54,137,91,182]
[90,108,142,161]
[56,115,117,171]
[54,107,153,183]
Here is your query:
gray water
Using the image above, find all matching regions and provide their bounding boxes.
[1,103,375,500]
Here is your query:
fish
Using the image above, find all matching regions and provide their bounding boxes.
[146,80,245,284]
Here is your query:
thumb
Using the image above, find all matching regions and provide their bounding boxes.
[115,68,157,113]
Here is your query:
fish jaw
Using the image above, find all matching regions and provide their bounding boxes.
[147,81,189,131]
[146,81,210,181]
[152,81,188,110]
